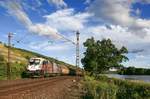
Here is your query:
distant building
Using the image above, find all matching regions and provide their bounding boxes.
[109,67,118,71]
[109,67,123,72]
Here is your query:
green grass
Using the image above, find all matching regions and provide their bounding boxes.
[82,75,150,99]
[0,62,26,80]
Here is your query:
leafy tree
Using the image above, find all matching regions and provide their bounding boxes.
[81,37,128,75]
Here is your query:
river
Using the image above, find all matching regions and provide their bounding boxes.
[104,74,150,83]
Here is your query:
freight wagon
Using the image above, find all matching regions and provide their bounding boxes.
[22,57,83,77]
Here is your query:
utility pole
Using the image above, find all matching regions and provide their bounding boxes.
[7,33,13,80]
[76,31,80,73]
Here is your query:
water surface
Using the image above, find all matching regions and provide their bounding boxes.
[105,74,150,83]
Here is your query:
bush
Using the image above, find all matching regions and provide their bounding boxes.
[0,55,7,79]
[10,63,26,79]
[0,63,7,80]
[82,76,118,99]
[21,71,30,78]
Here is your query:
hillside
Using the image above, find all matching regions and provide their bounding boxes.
[0,42,75,80]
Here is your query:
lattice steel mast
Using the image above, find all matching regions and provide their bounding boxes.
[76,31,80,69]
[7,33,13,79]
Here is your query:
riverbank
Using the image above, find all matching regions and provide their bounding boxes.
[81,75,150,99]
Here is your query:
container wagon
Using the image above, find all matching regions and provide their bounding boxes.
[59,64,70,75]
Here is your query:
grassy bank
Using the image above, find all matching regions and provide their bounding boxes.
[0,61,26,80]
[82,75,150,99]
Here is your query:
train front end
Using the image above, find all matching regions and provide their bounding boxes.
[26,58,44,77]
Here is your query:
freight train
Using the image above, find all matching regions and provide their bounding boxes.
[22,57,83,77]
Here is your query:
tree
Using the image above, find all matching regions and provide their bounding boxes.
[135,68,144,75]
[81,37,128,75]
[125,67,136,75]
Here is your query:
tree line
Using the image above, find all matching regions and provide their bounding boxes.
[118,67,150,75]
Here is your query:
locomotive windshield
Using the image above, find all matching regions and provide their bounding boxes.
[29,59,40,65]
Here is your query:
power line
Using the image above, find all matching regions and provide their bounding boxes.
[12,33,33,46]
[11,30,76,46]
[55,32,76,45]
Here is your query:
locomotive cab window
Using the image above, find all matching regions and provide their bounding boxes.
[29,59,40,65]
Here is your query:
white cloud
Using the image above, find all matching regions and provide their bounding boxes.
[21,0,47,14]
[29,24,61,38]
[0,1,61,39]
[0,1,32,27]
[44,9,92,31]
[85,0,92,4]
[83,24,150,51]
[0,1,92,39]
[87,0,150,37]
[47,0,67,9]
[88,0,133,26]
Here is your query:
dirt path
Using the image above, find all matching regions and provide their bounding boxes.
[0,76,83,99]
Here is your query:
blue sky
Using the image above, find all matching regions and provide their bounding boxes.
[0,0,150,68]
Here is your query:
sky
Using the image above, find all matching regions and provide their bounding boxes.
[0,0,150,68]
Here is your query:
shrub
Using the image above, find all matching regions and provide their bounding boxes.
[82,76,118,99]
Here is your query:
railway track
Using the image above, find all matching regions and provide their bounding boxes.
[0,76,74,98]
